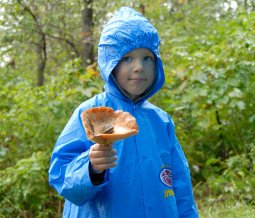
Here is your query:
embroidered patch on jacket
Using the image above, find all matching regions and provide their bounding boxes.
[159,168,173,187]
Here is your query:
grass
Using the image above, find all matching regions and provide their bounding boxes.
[198,199,255,218]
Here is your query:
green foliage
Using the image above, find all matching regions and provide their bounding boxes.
[0,57,103,167]
[198,200,255,218]
[206,148,255,202]
[150,2,255,202]
[0,151,61,217]
[0,58,103,216]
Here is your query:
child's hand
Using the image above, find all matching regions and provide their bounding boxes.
[89,143,117,174]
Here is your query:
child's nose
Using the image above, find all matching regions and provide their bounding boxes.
[133,59,144,72]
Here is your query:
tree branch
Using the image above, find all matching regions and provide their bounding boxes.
[46,33,80,58]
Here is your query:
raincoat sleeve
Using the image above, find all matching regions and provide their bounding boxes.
[48,106,110,206]
[168,117,199,218]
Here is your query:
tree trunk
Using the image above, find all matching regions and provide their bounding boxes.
[244,0,248,12]
[18,0,47,86]
[81,0,94,68]
[36,37,46,86]
[215,109,227,160]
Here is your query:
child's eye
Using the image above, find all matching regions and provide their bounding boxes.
[144,56,155,62]
[121,57,132,62]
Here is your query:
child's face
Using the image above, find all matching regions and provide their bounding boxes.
[113,48,155,101]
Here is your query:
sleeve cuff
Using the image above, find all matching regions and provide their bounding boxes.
[89,162,106,186]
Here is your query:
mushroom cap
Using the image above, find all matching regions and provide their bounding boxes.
[81,106,139,144]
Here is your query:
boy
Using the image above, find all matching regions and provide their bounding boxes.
[49,6,199,218]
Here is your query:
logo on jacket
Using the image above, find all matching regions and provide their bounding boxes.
[159,168,172,187]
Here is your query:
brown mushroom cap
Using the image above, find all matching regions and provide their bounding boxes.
[81,106,139,144]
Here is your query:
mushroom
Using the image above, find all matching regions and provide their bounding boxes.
[81,106,139,144]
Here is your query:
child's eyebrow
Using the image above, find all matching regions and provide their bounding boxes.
[144,51,154,56]
[147,53,154,57]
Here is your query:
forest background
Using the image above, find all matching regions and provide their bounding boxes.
[0,0,254,217]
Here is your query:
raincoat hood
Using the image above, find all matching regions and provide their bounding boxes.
[98,7,165,102]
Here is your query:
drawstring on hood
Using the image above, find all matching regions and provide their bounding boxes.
[98,7,165,103]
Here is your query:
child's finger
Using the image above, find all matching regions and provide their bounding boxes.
[91,156,118,165]
[89,143,118,172]
[92,162,117,173]
[91,143,113,151]
[90,149,117,158]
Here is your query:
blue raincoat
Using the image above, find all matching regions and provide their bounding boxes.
[49,7,199,218]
